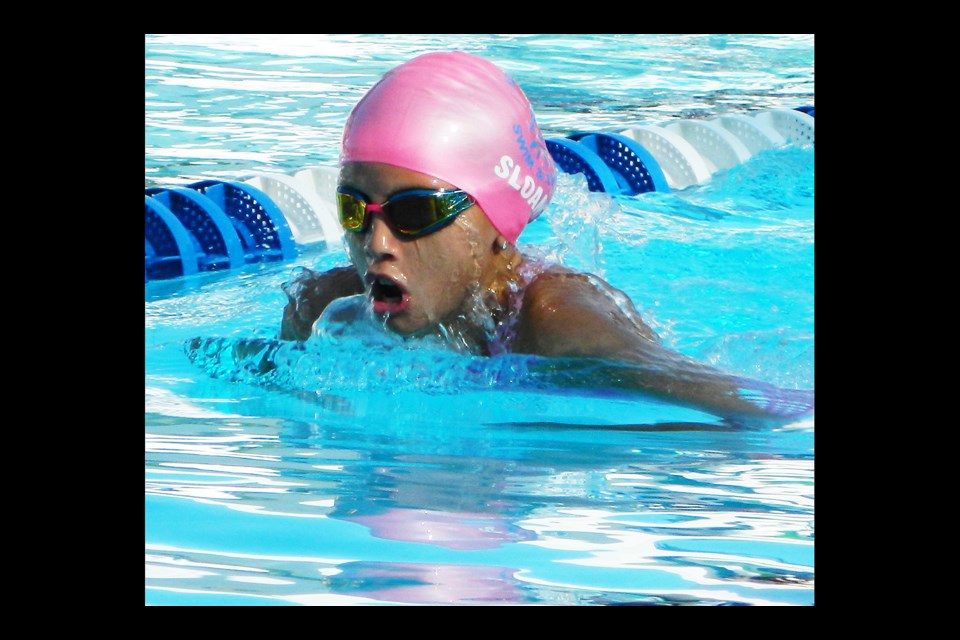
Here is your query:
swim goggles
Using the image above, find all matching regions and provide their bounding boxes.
[336,186,475,238]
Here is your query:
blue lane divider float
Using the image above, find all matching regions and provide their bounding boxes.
[545,137,622,194]
[569,132,670,194]
[188,180,297,264]
[145,186,246,276]
[145,106,813,281]
[145,180,296,282]
[145,195,200,280]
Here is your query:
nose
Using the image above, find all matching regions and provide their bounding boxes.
[363,210,401,261]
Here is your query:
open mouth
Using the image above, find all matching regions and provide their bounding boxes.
[369,275,409,313]
[372,276,403,303]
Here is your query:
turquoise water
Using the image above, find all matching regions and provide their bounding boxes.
[145,34,814,606]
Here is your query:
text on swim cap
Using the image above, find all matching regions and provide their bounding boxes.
[494,154,545,212]
[515,123,538,170]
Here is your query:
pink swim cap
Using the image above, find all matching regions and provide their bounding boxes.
[341,51,556,245]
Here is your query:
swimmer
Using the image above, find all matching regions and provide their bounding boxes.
[279,51,813,426]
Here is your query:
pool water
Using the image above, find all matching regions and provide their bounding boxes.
[145,34,814,606]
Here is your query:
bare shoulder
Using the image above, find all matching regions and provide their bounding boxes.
[512,267,659,358]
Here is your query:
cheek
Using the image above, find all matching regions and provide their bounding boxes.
[417,236,483,300]
[344,237,367,273]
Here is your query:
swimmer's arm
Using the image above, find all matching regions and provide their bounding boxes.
[512,272,808,424]
[279,265,364,341]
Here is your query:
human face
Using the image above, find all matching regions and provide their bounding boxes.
[340,162,501,336]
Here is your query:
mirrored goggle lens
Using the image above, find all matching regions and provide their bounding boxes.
[337,192,367,231]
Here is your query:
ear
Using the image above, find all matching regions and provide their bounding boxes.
[492,235,511,254]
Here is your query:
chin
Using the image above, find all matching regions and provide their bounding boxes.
[382,314,427,337]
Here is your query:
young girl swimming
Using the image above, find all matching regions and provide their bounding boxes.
[278,51,814,426]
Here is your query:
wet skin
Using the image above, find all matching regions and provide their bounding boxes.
[279,162,813,425]
[337,162,511,338]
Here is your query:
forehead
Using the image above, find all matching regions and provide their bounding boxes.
[339,162,457,197]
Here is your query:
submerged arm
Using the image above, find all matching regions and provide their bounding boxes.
[512,271,813,426]
[279,265,364,341]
